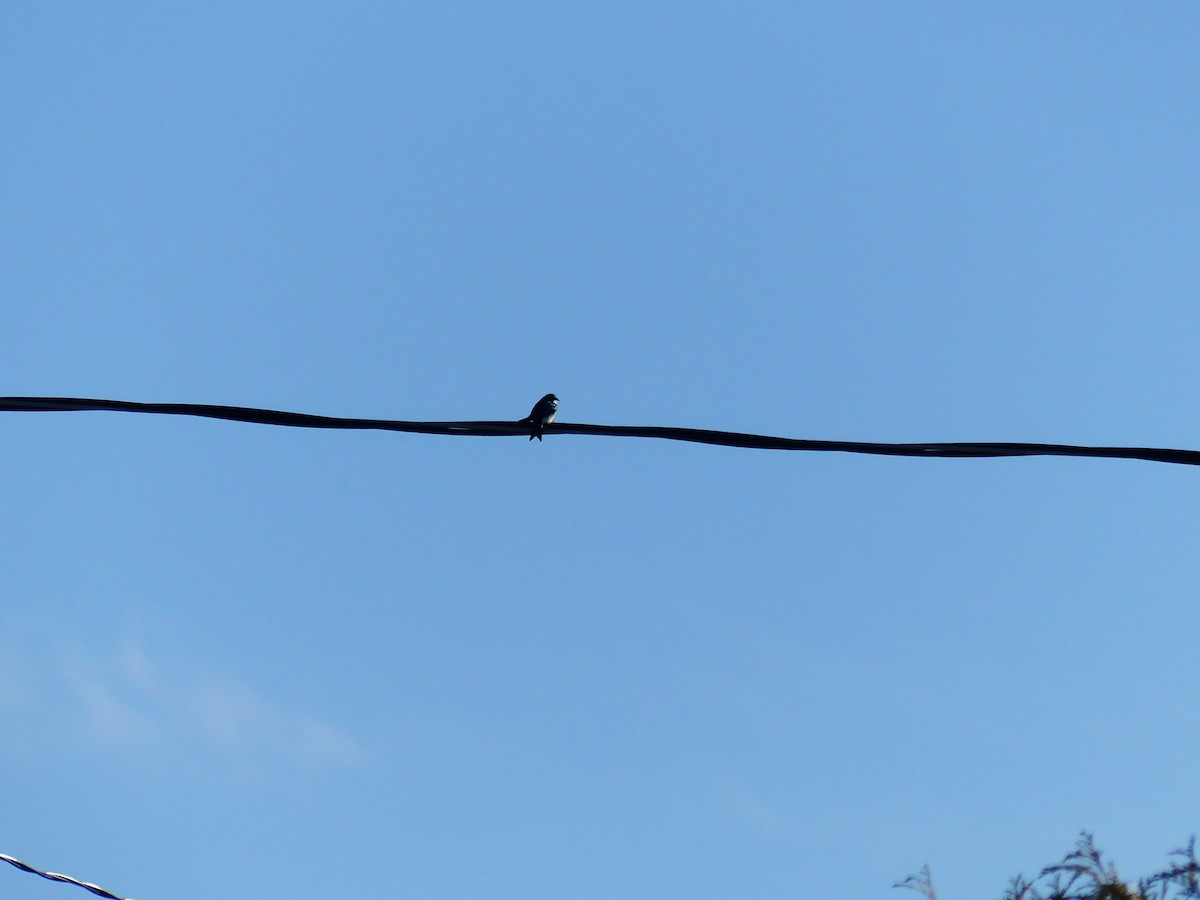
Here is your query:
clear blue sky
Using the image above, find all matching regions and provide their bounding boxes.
[3,4,1199,898]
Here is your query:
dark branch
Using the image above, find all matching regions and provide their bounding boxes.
[4,396,1200,467]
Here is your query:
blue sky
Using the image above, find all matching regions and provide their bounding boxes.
[3,4,1199,898]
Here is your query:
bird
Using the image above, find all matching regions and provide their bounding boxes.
[521,393,559,441]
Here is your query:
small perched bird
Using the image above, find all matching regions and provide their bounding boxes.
[521,393,559,441]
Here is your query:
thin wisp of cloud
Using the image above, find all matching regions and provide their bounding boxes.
[0,618,368,772]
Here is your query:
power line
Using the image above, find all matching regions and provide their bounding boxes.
[3,395,1199,467]
[1,851,132,900]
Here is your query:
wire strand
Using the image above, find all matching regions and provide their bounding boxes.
[1,852,132,900]
[3,396,1199,467]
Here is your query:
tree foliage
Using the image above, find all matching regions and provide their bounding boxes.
[897,833,1200,900]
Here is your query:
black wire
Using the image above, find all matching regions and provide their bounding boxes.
[1,852,130,900]
[4,396,1199,467]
